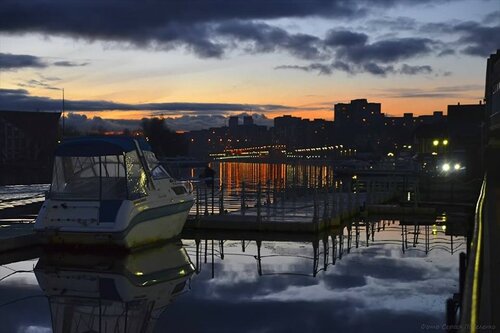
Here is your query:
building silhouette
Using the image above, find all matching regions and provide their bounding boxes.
[0,110,61,184]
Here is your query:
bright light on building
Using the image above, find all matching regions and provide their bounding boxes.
[442,163,450,172]
[454,163,461,170]
[387,152,394,157]
[433,140,439,146]
[443,139,449,145]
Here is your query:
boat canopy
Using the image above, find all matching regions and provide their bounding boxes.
[49,137,165,200]
[55,136,152,157]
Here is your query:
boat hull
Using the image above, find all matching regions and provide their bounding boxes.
[38,201,193,249]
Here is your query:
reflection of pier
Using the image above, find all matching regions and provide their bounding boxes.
[181,217,466,278]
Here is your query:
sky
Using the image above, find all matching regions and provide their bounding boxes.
[0,0,499,131]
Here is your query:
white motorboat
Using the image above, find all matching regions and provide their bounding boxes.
[35,242,195,332]
[34,136,194,248]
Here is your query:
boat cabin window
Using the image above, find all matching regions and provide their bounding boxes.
[50,153,148,200]
[125,151,148,199]
[144,151,171,180]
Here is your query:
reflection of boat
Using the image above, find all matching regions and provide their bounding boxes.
[34,137,194,248]
[35,242,195,333]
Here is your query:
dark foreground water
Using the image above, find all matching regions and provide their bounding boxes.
[0,221,463,333]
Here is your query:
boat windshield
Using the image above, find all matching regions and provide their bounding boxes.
[144,151,171,180]
[50,151,148,200]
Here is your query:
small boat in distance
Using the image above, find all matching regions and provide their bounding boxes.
[34,136,194,248]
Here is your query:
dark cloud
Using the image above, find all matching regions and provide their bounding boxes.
[399,64,432,75]
[438,49,455,57]
[0,0,461,60]
[0,52,90,71]
[53,60,89,67]
[275,62,432,77]
[0,52,46,69]
[216,21,322,59]
[64,112,273,133]
[484,10,500,24]
[336,37,434,64]
[275,63,333,75]
[364,17,418,31]
[454,22,500,57]
[324,30,368,47]
[362,62,394,76]
[17,79,60,90]
[0,88,293,114]
[379,84,484,98]
[64,113,141,133]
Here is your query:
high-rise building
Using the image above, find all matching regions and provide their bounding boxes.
[485,49,500,138]
[243,115,254,126]
[228,116,238,130]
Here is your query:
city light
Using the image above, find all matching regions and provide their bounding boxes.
[433,139,439,146]
[454,163,461,170]
[442,163,450,172]
[443,139,449,145]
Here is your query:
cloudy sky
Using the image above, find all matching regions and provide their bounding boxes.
[0,0,498,131]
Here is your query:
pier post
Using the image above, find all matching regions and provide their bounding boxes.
[459,252,466,299]
[330,187,336,218]
[273,179,277,206]
[219,183,224,215]
[211,178,215,215]
[323,186,328,220]
[241,181,246,215]
[266,179,271,206]
[195,239,201,273]
[281,178,285,211]
[332,235,337,265]
[204,183,209,216]
[196,183,200,219]
[338,190,344,219]
[257,181,262,223]
[313,189,318,223]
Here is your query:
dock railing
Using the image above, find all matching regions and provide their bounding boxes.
[458,175,487,333]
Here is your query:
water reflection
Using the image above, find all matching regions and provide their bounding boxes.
[0,218,465,333]
[34,242,194,333]
[183,219,466,278]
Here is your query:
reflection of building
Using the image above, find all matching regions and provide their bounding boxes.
[0,110,61,185]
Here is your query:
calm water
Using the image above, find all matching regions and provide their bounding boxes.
[0,162,464,332]
[0,221,464,333]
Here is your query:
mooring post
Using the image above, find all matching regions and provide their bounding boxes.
[313,189,318,223]
[273,179,277,206]
[196,183,200,219]
[204,182,209,216]
[195,238,201,273]
[338,190,344,219]
[323,185,328,220]
[241,181,246,215]
[219,182,224,215]
[211,178,215,215]
[347,191,352,216]
[257,181,262,223]
[459,252,466,299]
[331,187,336,218]
[281,178,285,210]
[266,179,271,206]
